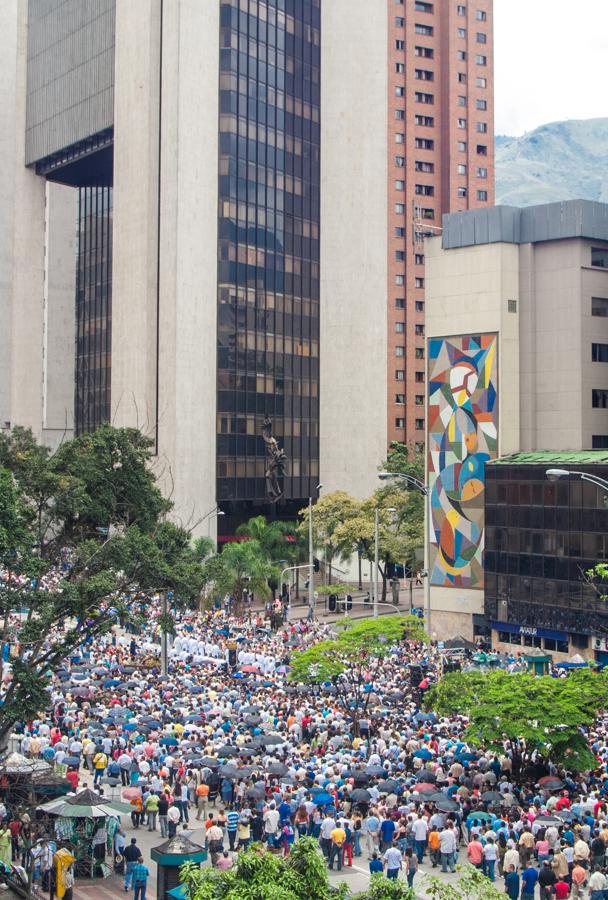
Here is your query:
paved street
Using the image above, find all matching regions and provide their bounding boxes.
[70,784,464,900]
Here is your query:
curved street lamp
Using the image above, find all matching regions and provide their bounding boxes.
[546,468,608,492]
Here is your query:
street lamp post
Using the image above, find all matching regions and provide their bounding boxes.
[546,468,608,492]
[373,506,396,618]
[378,470,430,630]
[309,483,323,619]
[373,509,379,619]
[203,507,225,539]
[160,589,168,676]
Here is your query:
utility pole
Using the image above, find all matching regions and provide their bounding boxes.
[308,483,322,619]
[308,496,314,619]
[373,508,379,619]
[161,590,168,676]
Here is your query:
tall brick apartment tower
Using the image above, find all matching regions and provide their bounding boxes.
[387,0,495,448]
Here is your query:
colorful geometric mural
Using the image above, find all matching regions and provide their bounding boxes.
[428,334,498,589]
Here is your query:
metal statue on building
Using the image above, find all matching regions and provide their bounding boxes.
[261,417,287,502]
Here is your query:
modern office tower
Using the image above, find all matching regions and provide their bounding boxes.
[387,0,495,448]
[1,0,495,537]
[424,200,608,643]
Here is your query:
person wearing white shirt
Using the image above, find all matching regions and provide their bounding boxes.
[263,805,280,845]
[439,825,457,873]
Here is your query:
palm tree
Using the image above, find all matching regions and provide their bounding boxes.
[235,515,298,563]
[212,539,280,612]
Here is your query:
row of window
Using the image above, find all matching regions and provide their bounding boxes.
[394,346,425,358]
[395,370,425,383]
[395,394,425,405]
[396,417,425,430]
[395,193,487,213]
[457,164,488,177]
[409,3,487,21]
[395,322,424,337]
[398,129,489,158]
[395,299,425,312]
[496,632,569,654]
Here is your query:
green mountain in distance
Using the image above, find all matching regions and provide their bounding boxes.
[496,117,608,206]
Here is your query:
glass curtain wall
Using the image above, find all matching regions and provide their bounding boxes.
[484,463,608,634]
[75,186,113,434]
[216,0,321,512]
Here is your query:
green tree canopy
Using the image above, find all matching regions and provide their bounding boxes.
[202,539,280,610]
[180,840,413,900]
[289,615,427,735]
[423,865,505,900]
[0,426,206,749]
[333,488,423,601]
[380,441,424,483]
[425,668,608,771]
[235,515,299,564]
[298,491,360,583]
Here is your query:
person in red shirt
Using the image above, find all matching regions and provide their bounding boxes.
[66,768,79,791]
[555,792,571,811]
[553,879,569,899]
[8,820,21,861]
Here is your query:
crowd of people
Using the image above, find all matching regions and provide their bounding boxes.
[3,592,608,898]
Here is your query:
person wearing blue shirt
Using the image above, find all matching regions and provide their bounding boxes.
[504,865,520,900]
[380,817,396,851]
[131,857,150,900]
[369,852,383,875]
[520,860,539,899]
[226,809,240,850]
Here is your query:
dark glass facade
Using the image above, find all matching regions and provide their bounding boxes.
[216,0,321,520]
[75,186,113,434]
[484,462,608,638]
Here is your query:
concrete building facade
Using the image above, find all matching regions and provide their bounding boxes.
[386,0,495,449]
[1,0,495,538]
[424,200,608,640]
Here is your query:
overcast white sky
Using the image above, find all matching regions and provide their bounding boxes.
[494,0,608,136]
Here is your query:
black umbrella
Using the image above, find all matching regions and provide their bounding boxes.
[63,756,80,767]
[216,745,240,757]
[351,788,371,803]
[245,715,263,726]
[482,791,502,803]
[436,798,459,812]
[365,765,386,777]
[386,691,405,702]
[266,762,288,777]
[343,769,370,783]
[197,757,219,768]
[219,765,255,780]
[539,779,564,791]
[428,791,447,802]
[415,770,437,782]
[254,735,284,746]
[533,815,563,826]
[241,705,260,715]
[378,779,399,793]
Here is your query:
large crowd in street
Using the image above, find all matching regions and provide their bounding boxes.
[3,589,608,899]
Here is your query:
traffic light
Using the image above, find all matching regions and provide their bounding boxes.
[328,594,337,612]
[346,594,353,611]
[313,557,320,572]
